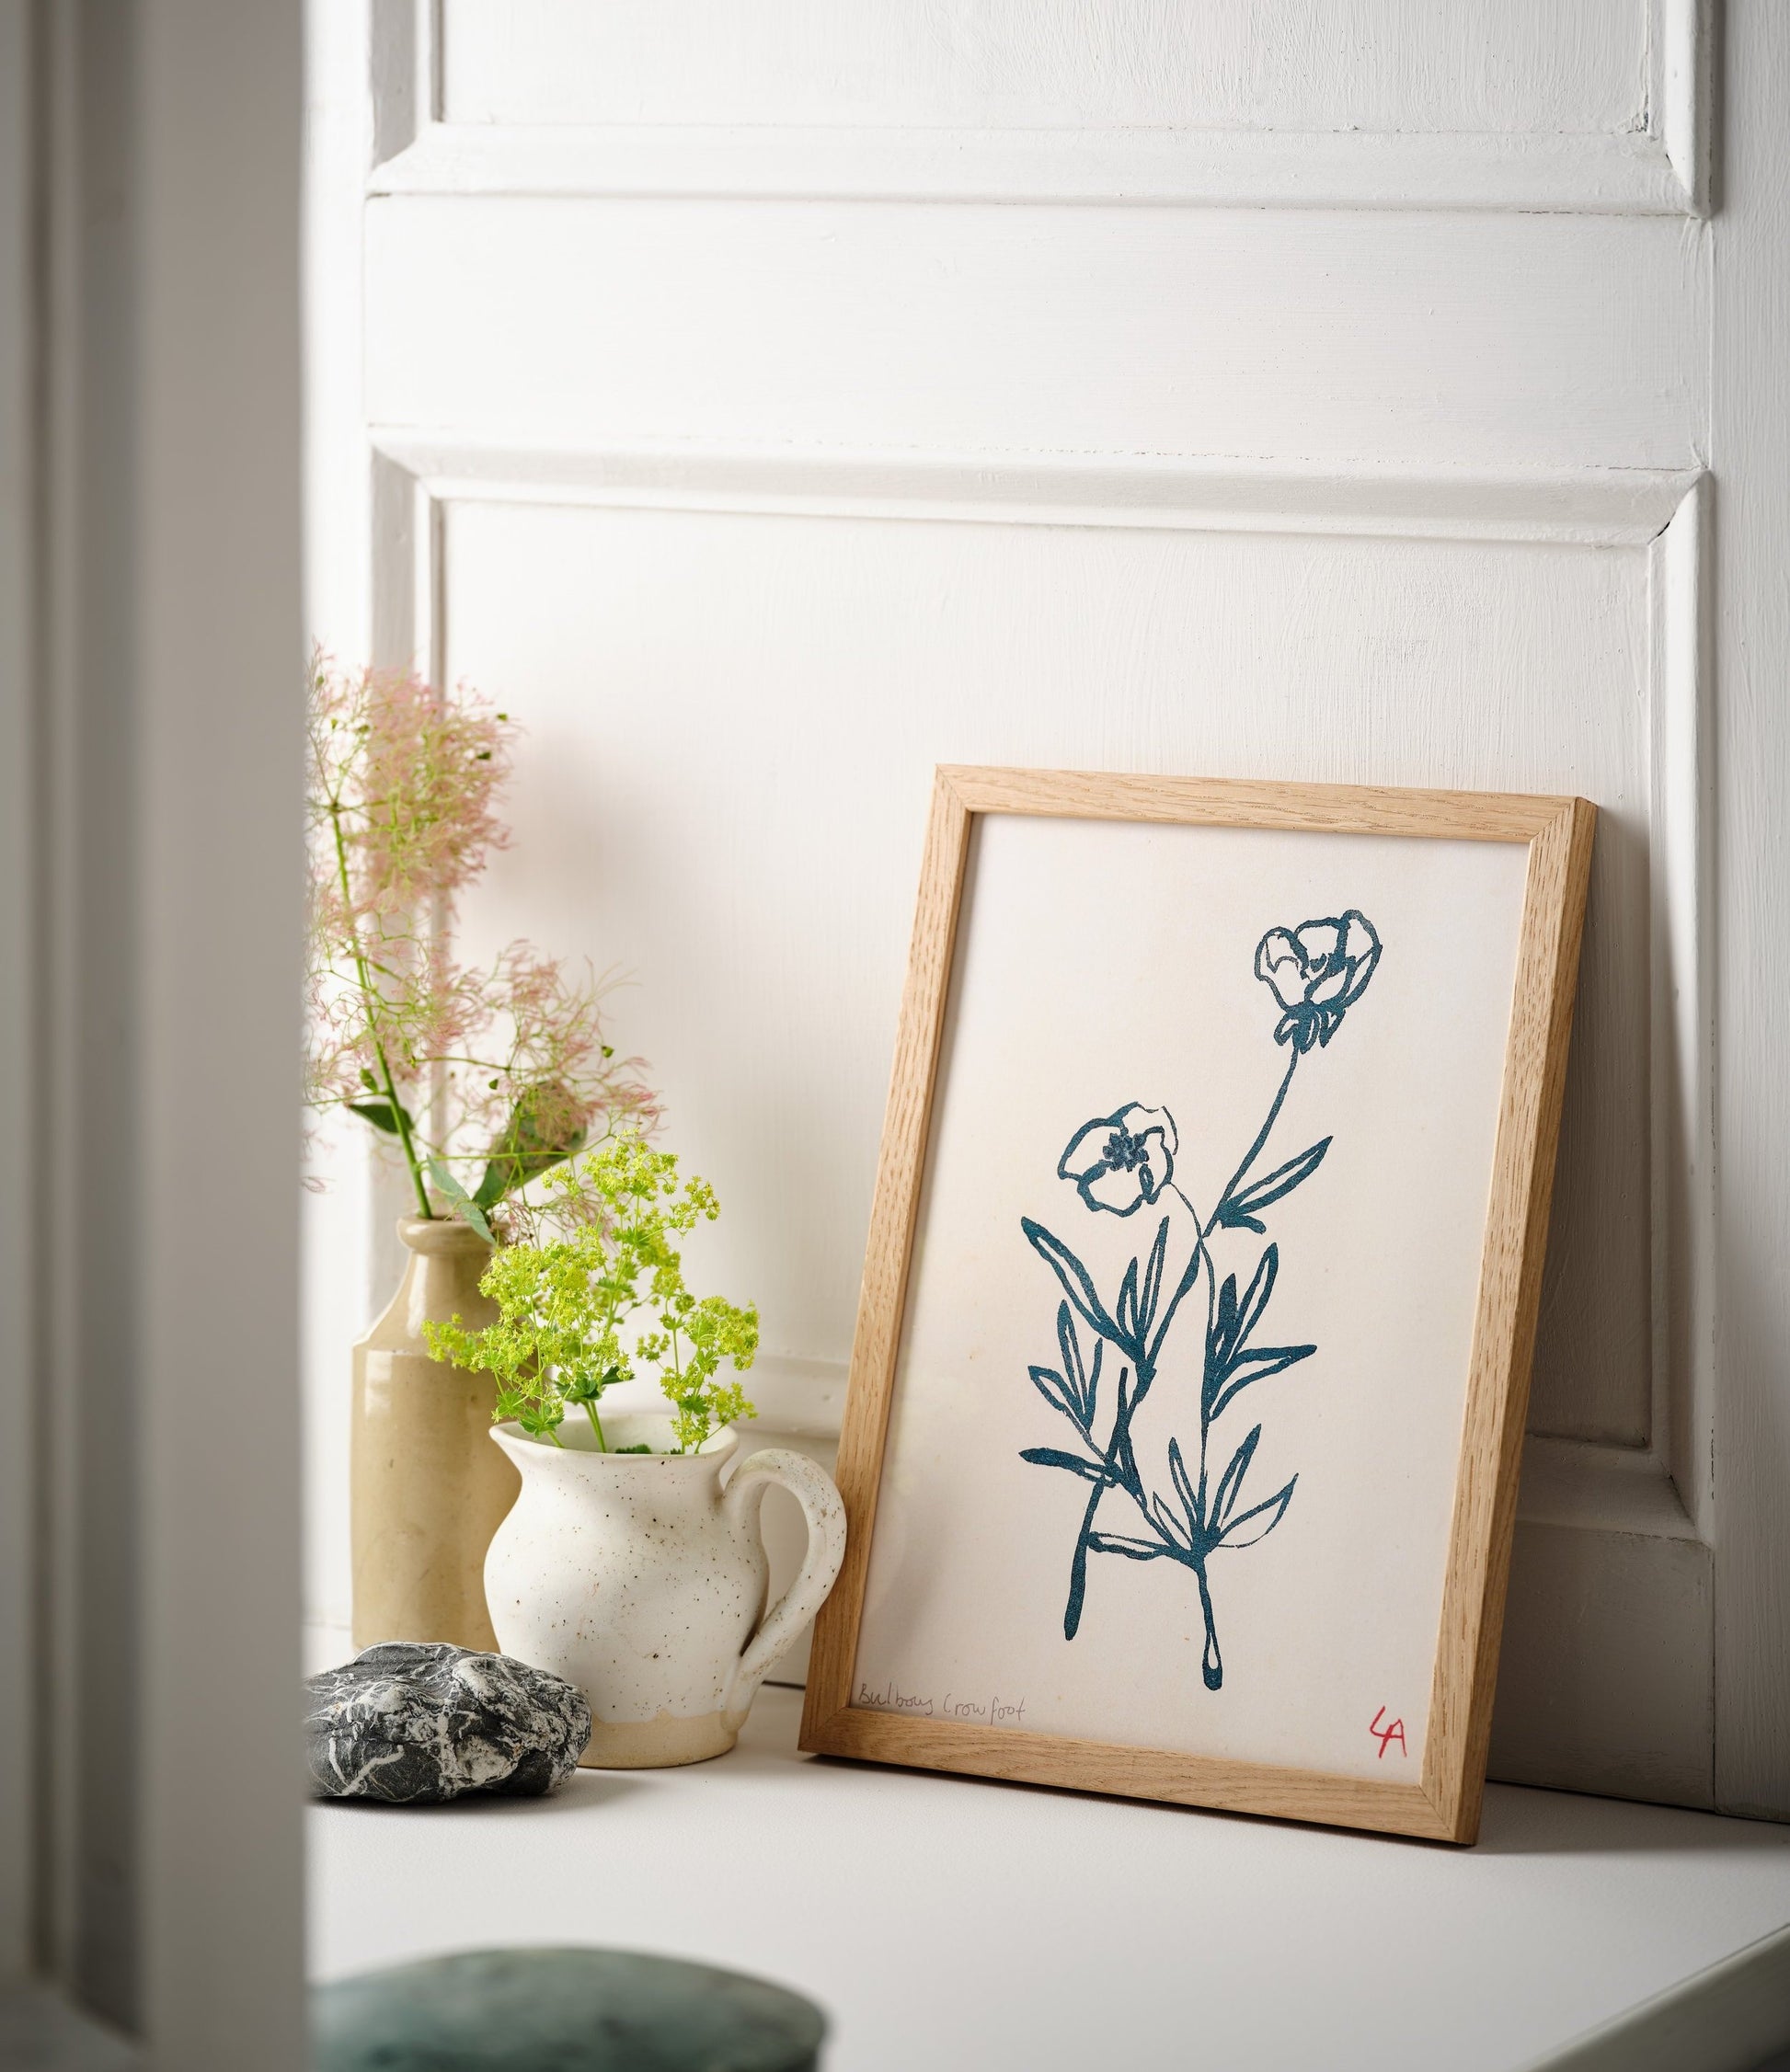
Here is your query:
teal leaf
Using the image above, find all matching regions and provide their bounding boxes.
[1146,1234,1210,1365]
[1216,1475,1297,1550]
[1149,1491,1191,1551]
[1166,1435,1200,1536]
[1087,1531,1172,1562]
[1022,1219,1120,1345]
[1221,1139,1332,1228]
[1233,1245,1279,1354]
[1140,1217,1169,1334]
[1018,1445,1107,1483]
[1210,1343,1315,1422]
[1028,1365,1084,1428]
[1211,1424,1262,1531]
[1056,1302,1084,1402]
[1215,1272,1239,1353]
[1116,1258,1140,1345]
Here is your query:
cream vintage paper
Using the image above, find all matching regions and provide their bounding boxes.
[853,814,1529,1781]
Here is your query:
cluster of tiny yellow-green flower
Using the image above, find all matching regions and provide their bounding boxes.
[424,1137,757,1454]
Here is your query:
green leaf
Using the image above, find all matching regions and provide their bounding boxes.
[346,1098,414,1138]
[474,1080,588,1208]
[428,1158,495,1246]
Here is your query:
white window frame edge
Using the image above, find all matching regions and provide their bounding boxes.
[0,3,305,2064]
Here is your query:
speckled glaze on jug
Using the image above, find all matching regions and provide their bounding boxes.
[485,1414,846,1768]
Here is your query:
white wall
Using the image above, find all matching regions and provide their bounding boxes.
[306,0,1790,1816]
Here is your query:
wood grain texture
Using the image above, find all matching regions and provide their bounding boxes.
[806,1704,1452,1842]
[1421,797,1598,1838]
[801,774,972,1721]
[801,767,1594,1843]
[941,764,1563,841]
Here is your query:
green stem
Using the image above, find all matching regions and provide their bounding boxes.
[327,796,433,1219]
[583,1399,608,1451]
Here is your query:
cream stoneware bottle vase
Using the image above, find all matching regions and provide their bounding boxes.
[350,1218,521,1652]
[486,1413,847,1767]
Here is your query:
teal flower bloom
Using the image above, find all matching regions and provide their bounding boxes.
[1058,1103,1178,1217]
[1255,911,1382,1052]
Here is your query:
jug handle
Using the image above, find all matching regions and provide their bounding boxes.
[722,1448,847,1713]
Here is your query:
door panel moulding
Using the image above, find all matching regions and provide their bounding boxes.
[367,0,1708,217]
[368,434,1704,549]
[366,429,1715,1805]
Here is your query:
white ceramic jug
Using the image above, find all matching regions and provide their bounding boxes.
[485,1413,847,1768]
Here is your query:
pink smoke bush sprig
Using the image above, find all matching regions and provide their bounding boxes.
[304,653,658,1230]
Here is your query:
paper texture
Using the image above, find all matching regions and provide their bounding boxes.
[854,814,1529,1780]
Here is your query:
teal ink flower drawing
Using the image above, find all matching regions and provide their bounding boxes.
[1018,910,1383,1689]
[1057,1103,1178,1216]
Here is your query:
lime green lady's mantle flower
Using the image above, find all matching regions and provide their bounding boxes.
[425,1138,757,1456]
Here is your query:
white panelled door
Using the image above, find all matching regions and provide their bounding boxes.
[339,0,1790,1816]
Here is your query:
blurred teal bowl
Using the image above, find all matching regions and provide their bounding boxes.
[312,1946,827,2071]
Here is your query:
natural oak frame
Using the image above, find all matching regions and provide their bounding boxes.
[800,767,1596,1844]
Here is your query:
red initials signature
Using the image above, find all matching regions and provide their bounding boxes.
[1370,1706,1407,1759]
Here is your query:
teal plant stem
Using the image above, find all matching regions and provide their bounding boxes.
[1063,1366,1135,1639]
[1217,1050,1299,1215]
[583,1399,608,1451]
[1194,1563,1222,1689]
[1050,1059,1295,1646]
[1022,910,1381,1683]
[1192,1255,1222,1687]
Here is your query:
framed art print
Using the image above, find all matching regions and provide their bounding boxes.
[799,768,1595,1844]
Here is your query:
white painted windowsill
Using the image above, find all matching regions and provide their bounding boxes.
[309,1686,1790,2072]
